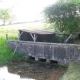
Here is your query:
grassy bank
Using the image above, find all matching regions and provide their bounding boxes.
[62,62,80,80]
[0,27,19,64]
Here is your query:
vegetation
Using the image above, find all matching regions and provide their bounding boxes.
[43,1,80,79]
[0,27,17,64]
[43,0,80,34]
[62,62,80,80]
[0,9,12,25]
[0,27,28,64]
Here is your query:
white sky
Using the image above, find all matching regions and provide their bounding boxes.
[0,0,58,22]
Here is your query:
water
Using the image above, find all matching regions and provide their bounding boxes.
[0,61,66,80]
[0,66,35,80]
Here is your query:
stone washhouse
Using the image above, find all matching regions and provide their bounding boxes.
[7,29,80,65]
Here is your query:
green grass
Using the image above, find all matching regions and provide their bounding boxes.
[62,62,80,80]
[0,27,18,64]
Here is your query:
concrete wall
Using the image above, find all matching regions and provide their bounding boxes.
[7,40,80,65]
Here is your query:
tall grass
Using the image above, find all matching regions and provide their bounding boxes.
[0,27,21,64]
[0,27,30,64]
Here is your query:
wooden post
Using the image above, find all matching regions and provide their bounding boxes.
[30,33,37,42]
[65,34,72,43]
[33,34,37,42]
[18,31,20,40]
[6,34,8,40]
[18,31,23,40]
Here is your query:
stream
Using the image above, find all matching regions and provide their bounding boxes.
[0,61,66,80]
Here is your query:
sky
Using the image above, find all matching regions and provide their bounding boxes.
[0,0,58,22]
[0,66,35,80]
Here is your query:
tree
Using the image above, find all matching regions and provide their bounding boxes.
[9,14,15,24]
[0,9,11,25]
[43,0,80,33]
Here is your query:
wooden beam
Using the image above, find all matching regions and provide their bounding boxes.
[15,31,23,53]
[18,31,23,40]
[65,34,72,43]
[13,42,19,54]
[30,33,37,42]
[33,34,37,42]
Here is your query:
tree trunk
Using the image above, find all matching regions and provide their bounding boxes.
[3,19,6,25]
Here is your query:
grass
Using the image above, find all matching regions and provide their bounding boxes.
[0,27,19,64]
[62,62,80,80]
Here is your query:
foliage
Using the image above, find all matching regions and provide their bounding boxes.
[43,0,80,33]
[0,9,11,25]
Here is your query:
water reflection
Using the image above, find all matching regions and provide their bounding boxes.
[0,66,35,80]
[0,61,66,80]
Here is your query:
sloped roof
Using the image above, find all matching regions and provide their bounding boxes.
[19,29,56,35]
